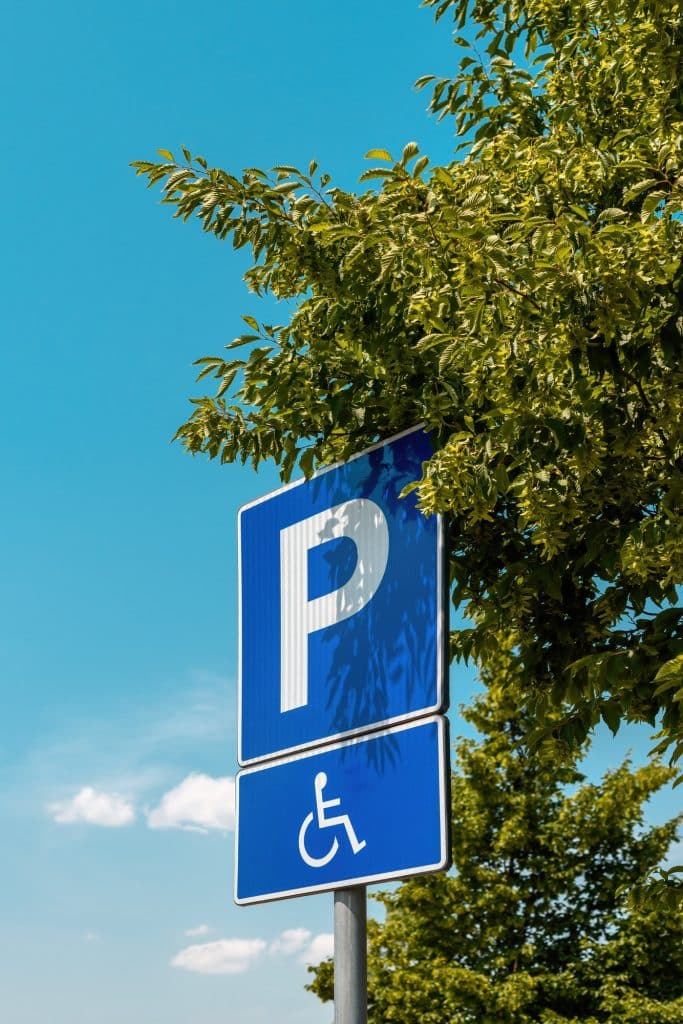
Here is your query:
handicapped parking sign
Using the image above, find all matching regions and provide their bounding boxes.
[235,717,450,904]
[298,771,367,867]
[238,426,447,765]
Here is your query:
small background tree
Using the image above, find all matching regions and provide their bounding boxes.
[308,643,682,1022]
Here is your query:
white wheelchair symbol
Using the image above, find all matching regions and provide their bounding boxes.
[298,771,367,868]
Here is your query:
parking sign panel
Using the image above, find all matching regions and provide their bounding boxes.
[235,716,450,904]
[238,426,447,765]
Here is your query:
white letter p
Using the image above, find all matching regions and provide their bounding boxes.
[279,499,389,713]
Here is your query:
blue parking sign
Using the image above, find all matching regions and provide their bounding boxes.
[235,716,450,904]
[238,426,447,765]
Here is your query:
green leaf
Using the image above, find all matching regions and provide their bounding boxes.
[601,702,621,735]
[623,178,660,203]
[225,334,259,349]
[299,447,315,477]
[359,167,393,182]
[216,367,238,397]
[412,155,430,177]
[400,141,420,166]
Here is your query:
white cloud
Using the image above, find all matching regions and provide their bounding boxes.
[147,773,235,832]
[171,938,266,975]
[47,786,135,827]
[8,671,233,826]
[185,924,212,938]
[268,928,311,956]
[300,933,334,965]
[171,928,333,977]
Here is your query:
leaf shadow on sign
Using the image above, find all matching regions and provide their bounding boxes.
[307,441,439,774]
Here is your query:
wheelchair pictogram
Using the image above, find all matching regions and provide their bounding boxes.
[298,771,367,868]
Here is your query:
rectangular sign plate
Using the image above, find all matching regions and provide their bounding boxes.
[234,716,450,905]
[238,426,447,765]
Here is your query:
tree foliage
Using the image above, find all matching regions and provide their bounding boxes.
[307,646,683,1023]
[132,0,683,762]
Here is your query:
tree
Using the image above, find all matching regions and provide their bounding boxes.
[132,0,683,762]
[307,644,683,1023]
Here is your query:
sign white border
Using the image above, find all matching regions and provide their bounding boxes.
[237,424,448,766]
[234,715,451,905]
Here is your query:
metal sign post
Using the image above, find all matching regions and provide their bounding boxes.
[334,887,367,1024]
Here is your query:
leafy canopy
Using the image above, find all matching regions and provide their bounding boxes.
[133,0,683,762]
[308,646,683,1023]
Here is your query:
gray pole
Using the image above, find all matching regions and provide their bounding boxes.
[334,886,367,1024]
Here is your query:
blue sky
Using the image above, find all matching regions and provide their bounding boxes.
[1,2,678,1022]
